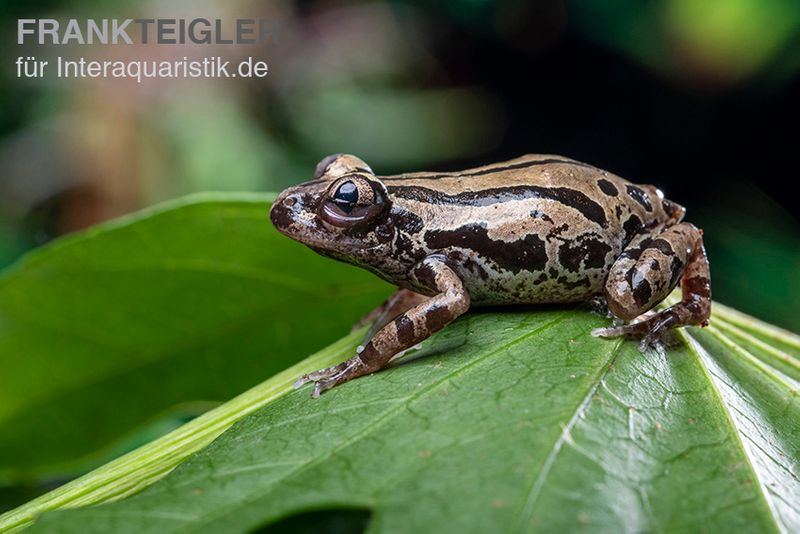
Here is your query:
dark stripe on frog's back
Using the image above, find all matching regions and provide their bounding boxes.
[425,222,549,275]
[386,184,611,227]
[382,156,663,235]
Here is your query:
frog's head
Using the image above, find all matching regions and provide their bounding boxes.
[270,154,396,267]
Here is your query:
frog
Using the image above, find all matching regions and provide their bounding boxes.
[270,153,711,397]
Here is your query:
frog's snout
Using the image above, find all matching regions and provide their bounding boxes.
[269,190,300,232]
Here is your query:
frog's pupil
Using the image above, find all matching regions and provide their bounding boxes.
[333,181,359,213]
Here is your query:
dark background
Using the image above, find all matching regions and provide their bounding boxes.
[2,0,799,330]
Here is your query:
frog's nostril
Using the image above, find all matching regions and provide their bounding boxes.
[270,200,293,229]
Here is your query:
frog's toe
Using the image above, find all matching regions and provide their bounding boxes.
[638,332,661,353]
[592,315,673,353]
[637,323,676,353]
[293,362,348,391]
[292,375,311,389]
[591,321,646,339]
[311,377,340,398]
[591,325,624,338]
[294,358,369,398]
[311,363,364,398]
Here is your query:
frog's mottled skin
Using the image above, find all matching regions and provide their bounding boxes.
[270,154,711,397]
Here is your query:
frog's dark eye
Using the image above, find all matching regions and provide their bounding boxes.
[332,181,359,213]
[320,175,389,228]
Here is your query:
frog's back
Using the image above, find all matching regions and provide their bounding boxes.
[382,154,665,305]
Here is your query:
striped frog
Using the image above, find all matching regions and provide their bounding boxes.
[270,154,711,397]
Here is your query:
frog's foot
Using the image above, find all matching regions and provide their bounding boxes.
[293,357,366,398]
[591,311,670,352]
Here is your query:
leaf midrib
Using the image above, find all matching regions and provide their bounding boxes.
[681,330,784,534]
[705,324,800,390]
[708,320,800,382]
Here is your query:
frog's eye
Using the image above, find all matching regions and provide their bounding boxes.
[332,181,359,213]
[320,175,388,228]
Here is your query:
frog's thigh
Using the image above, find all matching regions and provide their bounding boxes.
[604,223,697,320]
[597,224,710,349]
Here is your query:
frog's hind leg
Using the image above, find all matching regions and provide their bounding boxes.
[294,256,470,397]
[593,223,711,350]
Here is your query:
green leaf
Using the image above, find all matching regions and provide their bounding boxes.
[13,302,800,533]
[0,329,365,532]
[0,193,391,484]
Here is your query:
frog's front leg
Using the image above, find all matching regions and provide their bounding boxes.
[351,289,430,344]
[296,289,427,396]
[593,223,711,350]
[294,256,470,397]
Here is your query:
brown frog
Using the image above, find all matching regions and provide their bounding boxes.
[270,154,711,397]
